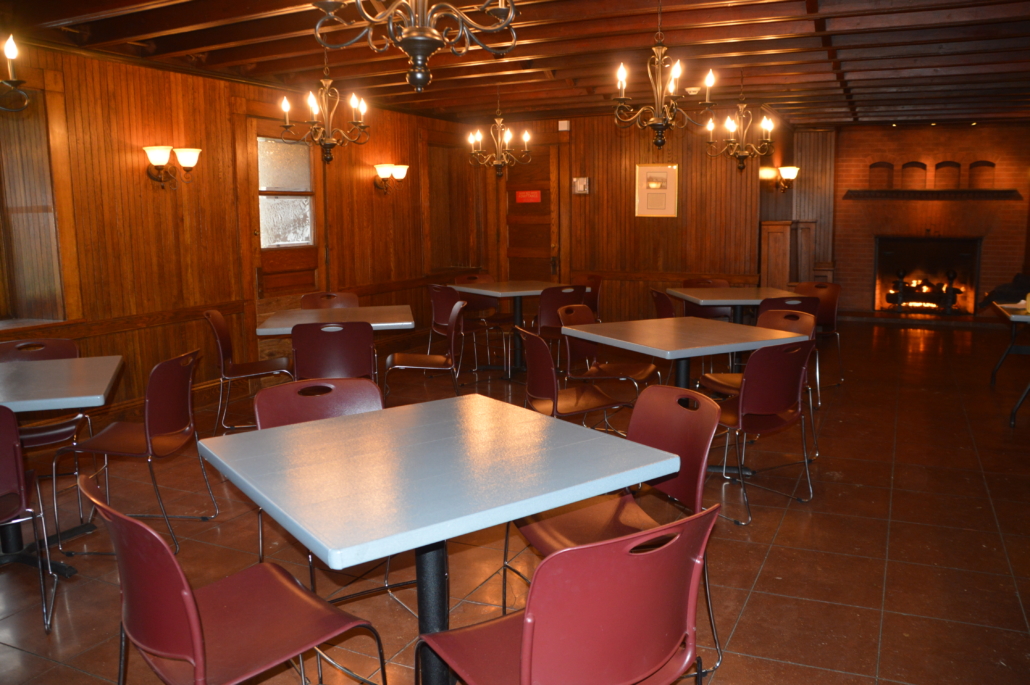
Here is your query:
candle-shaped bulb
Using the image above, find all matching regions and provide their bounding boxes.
[358,98,367,121]
[704,70,715,88]
[503,128,513,146]
[760,116,773,140]
[616,63,627,97]
[725,116,737,134]
[671,60,682,79]
[706,118,715,131]
[349,93,359,109]
[468,132,476,146]
[4,36,17,60]
[522,130,530,150]
[307,92,319,117]
[280,96,291,126]
[474,130,482,143]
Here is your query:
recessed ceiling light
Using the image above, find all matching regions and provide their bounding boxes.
[931,123,936,126]
[971,122,977,126]
[892,123,897,127]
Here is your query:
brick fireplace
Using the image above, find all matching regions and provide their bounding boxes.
[832,123,1030,314]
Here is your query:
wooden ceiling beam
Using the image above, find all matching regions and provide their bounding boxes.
[12,0,190,29]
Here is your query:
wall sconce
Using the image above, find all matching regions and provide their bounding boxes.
[777,166,799,192]
[373,164,408,194]
[143,146,201,190]
[1,36,29,113]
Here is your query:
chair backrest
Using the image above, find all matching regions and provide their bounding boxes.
[300,291,359,309]
[0,338,79,362]
[557,304,599,371]
[755,310,817,340]
[443,300,466,363]
[144,351,199,451]
[453,274,500,311]
[626,386,720,513]
[682,278,729,288]
[77,475,206,680]
[572,274,602,318]
[518,327,559,416]
[429,285,462,329]
[756,296,819,317]
[650,289,678,319]
[739,340,816,417]
[537,286,586,329]
[203,310,234,371]
[0,406,28,524]
[793,281,841,329]
[254,378,383,429]
[520,506,720,685]
[292,321,376,380]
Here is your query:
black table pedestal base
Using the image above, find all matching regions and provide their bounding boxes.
[0,520,93,578]
[415,541,454,685]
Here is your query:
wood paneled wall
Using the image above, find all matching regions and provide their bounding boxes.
[794,129,837,267]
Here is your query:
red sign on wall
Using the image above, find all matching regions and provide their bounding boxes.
[515,190,542,203]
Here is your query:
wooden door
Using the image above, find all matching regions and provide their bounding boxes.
[503,142,559,282]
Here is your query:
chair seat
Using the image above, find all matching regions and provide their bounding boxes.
[517,493,658,558]
[529,384,625,418]
[469,311,514,328]
[57,421,192,459]
[571,361,658,383]
[718,396,802,436]
[144,563,372,685]
[386,352,452,371]
[19,415,86,449]
[699,372,743,395]
[224,356,291,380]
[537,325,563,341]
[421,610,524,685]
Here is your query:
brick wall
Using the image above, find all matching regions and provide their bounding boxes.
[832,123,1030,312]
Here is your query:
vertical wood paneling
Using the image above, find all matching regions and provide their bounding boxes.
[794,129,836,265]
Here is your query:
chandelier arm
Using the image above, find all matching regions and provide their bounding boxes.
[442,25,472,56]
[352,0,416,26]
[614,104,657,128]
[456,23,516,55]
[315,17,374,50]
[365,25,392,52]
[0,81,29,113]
[426,2,516,32]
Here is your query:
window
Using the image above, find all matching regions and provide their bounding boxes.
[257,137,314,248]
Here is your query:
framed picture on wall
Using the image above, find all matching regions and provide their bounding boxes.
[635,164,678,217]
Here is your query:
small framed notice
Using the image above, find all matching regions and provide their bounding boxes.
[515,190,542,203]
[635,164,678,217]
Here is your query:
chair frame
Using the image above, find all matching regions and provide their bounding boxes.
[385,300,467,396]
[291,321,379,384]
[795,281,844,387]
[558,304,661,395]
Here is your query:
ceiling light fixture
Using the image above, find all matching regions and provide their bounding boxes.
[280,48,370,164]
[705,70,774,170]
[469,89,531,177]
[312,0,518,93]
[612,0,711,149]
[1,36,28,113]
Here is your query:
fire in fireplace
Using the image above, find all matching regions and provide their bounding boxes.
[874,237,981,315]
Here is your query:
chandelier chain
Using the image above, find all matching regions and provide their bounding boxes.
[655,0,664,44]
[323,47,331,79]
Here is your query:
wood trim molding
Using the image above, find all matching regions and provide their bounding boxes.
[843,189,1023,201]
[575,271,760,285]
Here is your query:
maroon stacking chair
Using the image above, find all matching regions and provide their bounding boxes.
[530,285,586,370]
[386,300,466,396]
[755,296,823,406]
[0,338,102,554]
[0,406,58,634]
[651,289,679,319]
[794,281,844,386]
[417,505,721,685]
[702,310,820,457]
[500,385,725,674]
[454,274,512,372]
[571,273,603,321]
[681,278,732,319]
[292,321,378,384]
[204,310,292,434]
[57,351,219,554]
[427,285,484,371]
[716,339,817,526]
[300,291,360,309]
[518,326,627,429]
[76,475,387,685]
[558,304,660,396]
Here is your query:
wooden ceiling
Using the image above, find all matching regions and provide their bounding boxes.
[9,0,1030,126]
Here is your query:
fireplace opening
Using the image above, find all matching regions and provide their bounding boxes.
[874,237,982,315]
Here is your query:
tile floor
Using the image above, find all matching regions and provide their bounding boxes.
[3,321,1030,685]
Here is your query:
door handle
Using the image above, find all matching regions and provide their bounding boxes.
[550,257,557,275]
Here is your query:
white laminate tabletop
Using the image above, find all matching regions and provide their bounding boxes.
[0,356,124,412]
[197,394,677,570]
[451,281,568,298]
[257,305,415,336]
[562,317,808,360]
[668,287,801,306]
[994,301,1030,324]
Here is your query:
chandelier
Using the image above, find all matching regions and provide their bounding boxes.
[613,0,711,149]
[312,0,518,93]
[469,91,531,177]
[280,49,370,164]
[1,36,28,113]
[706,71,774,170]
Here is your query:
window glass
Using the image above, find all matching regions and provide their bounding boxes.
[257,137,312,191]
[257,136,314,248]
[259,196,314,247]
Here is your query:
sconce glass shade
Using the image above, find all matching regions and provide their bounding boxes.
[392,165,408,180]
[173,148,202,170]
[778,166,800,180]
[375,164,395,179]
[143,146,173,167]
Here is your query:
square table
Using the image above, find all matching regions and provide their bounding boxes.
[257,305,415,336]
[991,302,1030,427]
[197,393,677,685]
[562,317,808,388]
[451,280,567,371]
[667,287,802,324]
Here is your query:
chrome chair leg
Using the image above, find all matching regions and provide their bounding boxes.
[31,478,58,634]
[814,348,822,409]
[699,552,723,676]
[834,331,844,385]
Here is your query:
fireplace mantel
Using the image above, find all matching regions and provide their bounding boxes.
[844,189,1022,201]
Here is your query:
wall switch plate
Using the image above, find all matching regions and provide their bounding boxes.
[572,177,589,194]
[558,120,570,131]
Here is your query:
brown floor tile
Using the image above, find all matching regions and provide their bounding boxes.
[888,521,1010,574]
[20,664,112,685]
[984,472,1030,503]
[0,642,55,685]
[710,654,875,685]
[894,441,981,470]
[806,456,893,488]
[708,505,784,544]
[890,490,997,531]
[994,499,1030,537]
[774,510,888,558]
[1004,534,1030,578]
[728,593,880,675]
[879,612,1030,685]
[894,463,988,497]
[704,538,770,590]
[754,547,885,608]
[696,584,750,651]
[794,481,891,519]
[884,561,1026,630]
